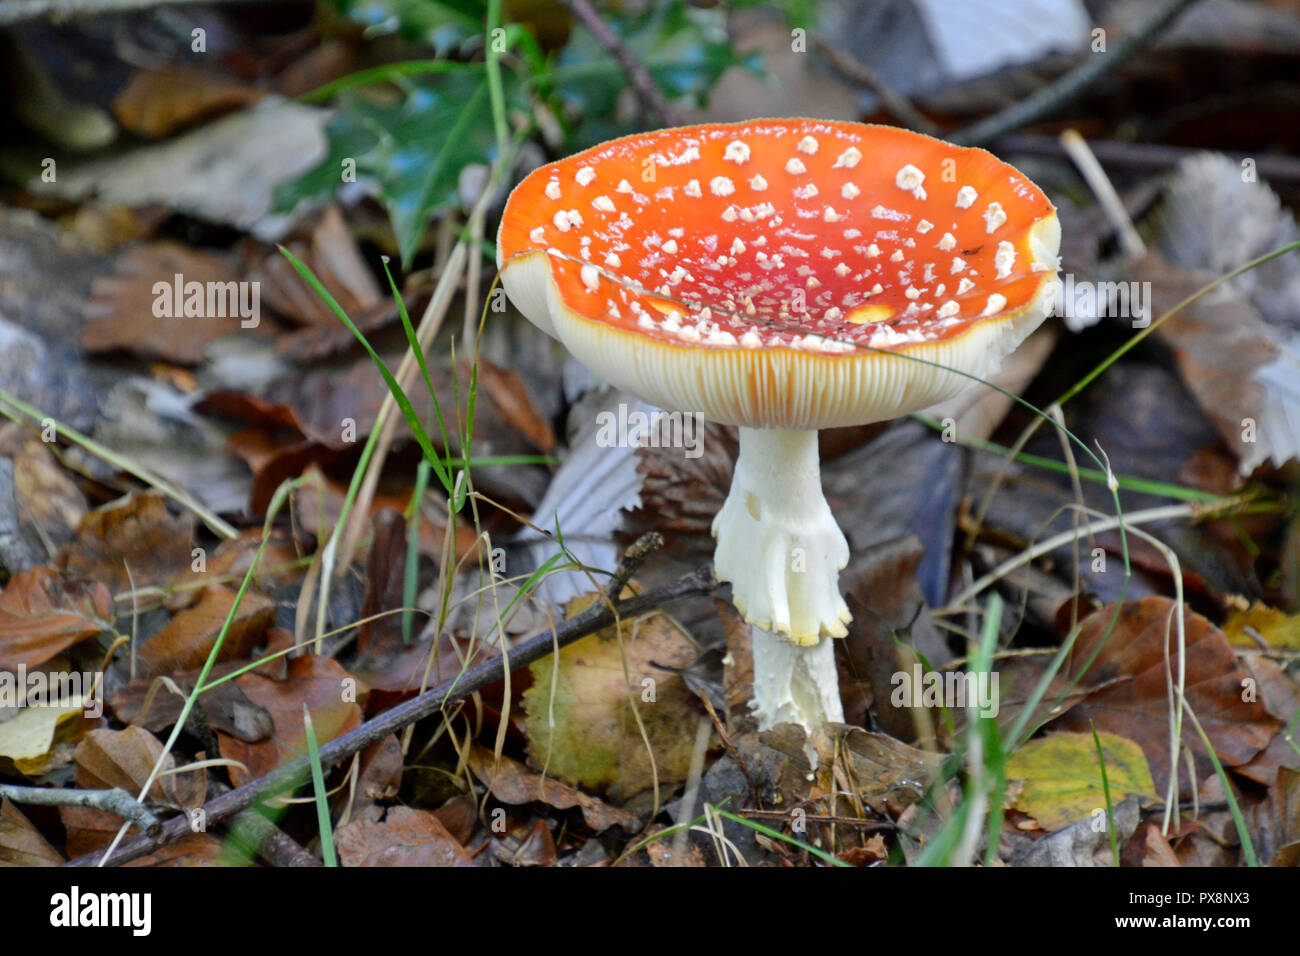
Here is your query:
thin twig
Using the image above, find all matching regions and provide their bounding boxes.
[558,0,682,127]
[66,558,717,867]
[994,134,1300,185]
[1059,129,1146,258]
[952,0,1201,145]
[811,33,939,135]
[739,809,895,831]
[0,784,161,836]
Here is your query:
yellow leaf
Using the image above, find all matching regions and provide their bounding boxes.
[0,698,86,775]
[1224,602,1300,650]
[524,595,702,802]
[1006,731,1157,830]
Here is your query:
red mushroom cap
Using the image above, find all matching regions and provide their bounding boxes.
[497,119,1060,429]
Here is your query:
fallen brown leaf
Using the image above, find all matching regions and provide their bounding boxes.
[0,565,113,670]
[1056,597,1281,792]
[218,655,362,787]
[81,243,256,364]
[466,745,640,833]
[135,586,275,678]
[112,66,264,138]
[335,805,474,867]
[0,798,63,866]
[59,491,195,596]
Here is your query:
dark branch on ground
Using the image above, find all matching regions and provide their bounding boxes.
[952,0,1201,145]
[65,538,716,867]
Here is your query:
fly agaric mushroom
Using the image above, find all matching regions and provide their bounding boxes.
[497,119,1060,733]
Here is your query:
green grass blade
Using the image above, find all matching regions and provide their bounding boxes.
[302,703,338,867]
[278,246,441,471]
[1090,720,1120,867]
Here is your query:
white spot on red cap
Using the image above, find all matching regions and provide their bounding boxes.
[592,196,616,213]
[796,135,819,155]
[575,167,596,187]
[605,253,621,268]
[785,157,807,175]
[841,182,860,200]
[749,174,768,191]
[833,146,862,169]
[981,293,1007,316]
[916,220,933,234]
[994,240,1016,279]
[956,186,977,208]
[794,184,819,200]
[951,256,967,274]
[616,179,633,194]
[957,277,974,294]
[528,227,546,244]
[731,238,746,254]
[724,141,751,164]
[661,239,679,254]
[552,211,570,231]
[895,164,926,199]
[983,202,1007,234]
[938,232,956,251]
[937,300,959,318]
[684,179,702,198]
[545,181,562,201]
[580,264,600,290]
[710,176,736,197]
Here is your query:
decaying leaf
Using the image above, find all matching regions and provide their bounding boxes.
[0,798,63,866]
[73,725,206,810]
[1005,731,1157,831]
[523,596,702,802]
[112,67,264,139]
[466,745,640,832]
[0,423,87,573]
[81,243,254,364]
[59,491,196,596]
[135,586,276,678]
[335,805,475,867]
[1056,598,1281,791]
[0,565,113,671]
[217,655,362,787]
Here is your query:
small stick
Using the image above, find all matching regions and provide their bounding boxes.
[811,34,939,135]
[995,134,1300,185]
[739,808,895,831]
[558,0,682,127]
[0,784,161,836]
[66,557,717,867]
[952,0,1199,146]
[1059,129,1146,259]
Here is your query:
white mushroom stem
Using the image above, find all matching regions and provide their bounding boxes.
[711,427,851,732]
[750,627,845,731]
